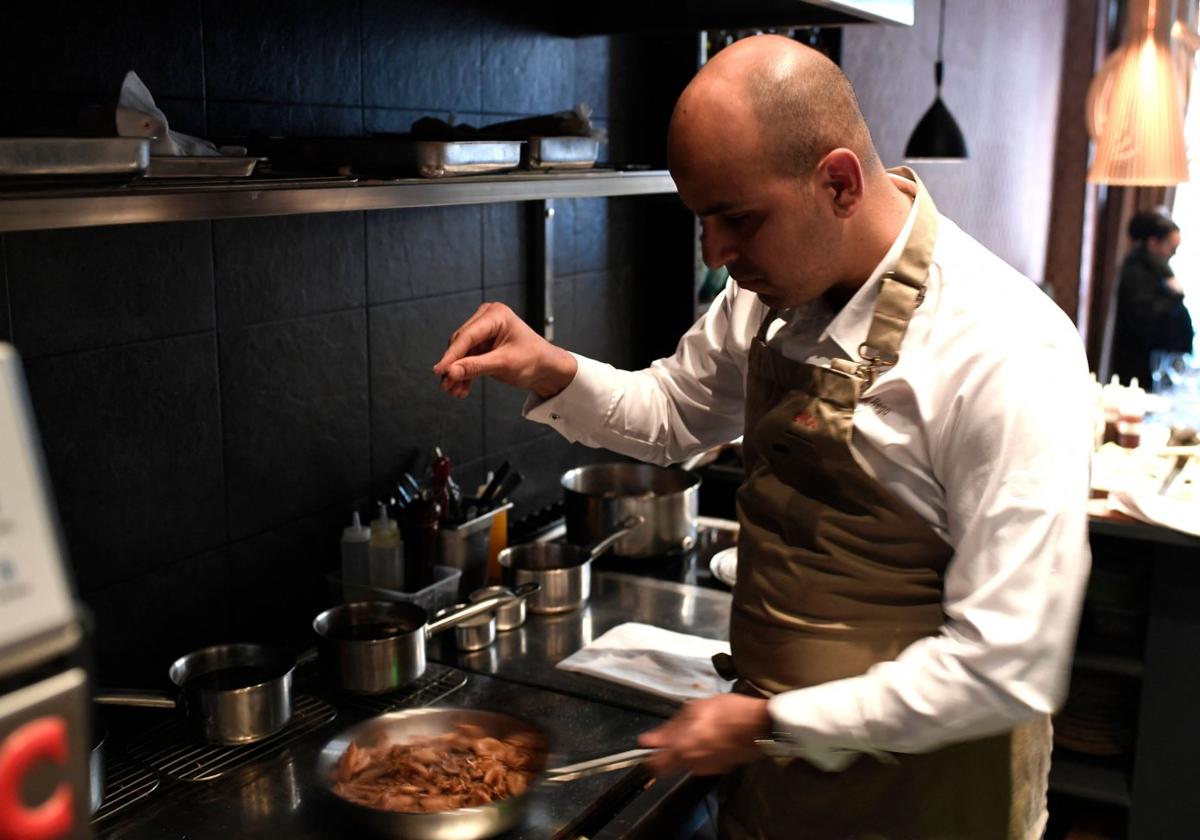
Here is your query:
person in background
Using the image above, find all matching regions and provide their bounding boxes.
[434,36,1092,839]
[1111,211,1194,387]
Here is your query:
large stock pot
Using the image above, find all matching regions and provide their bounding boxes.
[561,463,700,557]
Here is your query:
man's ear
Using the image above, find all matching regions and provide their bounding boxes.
[814,148,864,219]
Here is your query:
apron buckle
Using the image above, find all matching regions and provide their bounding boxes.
[856,343,899,394]
[858,343,898,366]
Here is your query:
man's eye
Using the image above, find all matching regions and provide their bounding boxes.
[724,213,749,226]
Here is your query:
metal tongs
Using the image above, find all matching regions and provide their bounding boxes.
[543,748,660,783]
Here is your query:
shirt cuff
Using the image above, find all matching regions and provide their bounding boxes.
[766,678,872,750]
[522,353,616,440]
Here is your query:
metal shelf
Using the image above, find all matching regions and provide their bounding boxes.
[0,169,677,233]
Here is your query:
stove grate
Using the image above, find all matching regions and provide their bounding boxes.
[337,662,468,716]
[127,694,337,783]
[91,755,159,825]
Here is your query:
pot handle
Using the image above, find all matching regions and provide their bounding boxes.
[585,514,644,561]
[93,690,177,710]
[425,582,541,637]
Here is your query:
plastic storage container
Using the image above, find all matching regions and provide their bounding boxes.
[325,565,462,615]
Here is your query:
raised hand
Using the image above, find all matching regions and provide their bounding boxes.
[432,302,578,399]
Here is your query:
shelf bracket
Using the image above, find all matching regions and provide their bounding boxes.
[529,198,556,340]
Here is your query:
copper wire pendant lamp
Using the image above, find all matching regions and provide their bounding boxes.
[1086,0,1189,185]
[905,0,968,161]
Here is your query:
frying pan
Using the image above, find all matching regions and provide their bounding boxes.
[94,643,297,745]
[316,708,655,840]
[313,584,538,694]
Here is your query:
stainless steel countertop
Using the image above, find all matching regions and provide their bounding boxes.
[93,567,732,839]
[432,571,732,720]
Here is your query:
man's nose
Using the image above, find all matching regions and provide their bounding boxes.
[701,226,737,270]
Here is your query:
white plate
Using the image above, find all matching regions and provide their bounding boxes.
[709,547,737,588]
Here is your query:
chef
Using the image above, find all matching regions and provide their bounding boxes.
[434,36,1091,839]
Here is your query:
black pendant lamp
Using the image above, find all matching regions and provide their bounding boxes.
[905,0,968,161]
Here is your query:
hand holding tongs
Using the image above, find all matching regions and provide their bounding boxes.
[543,748,660,783]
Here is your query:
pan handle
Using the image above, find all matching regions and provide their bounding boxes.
[585,514,644,561]
[425,582,541,637]
[93,690,177,710]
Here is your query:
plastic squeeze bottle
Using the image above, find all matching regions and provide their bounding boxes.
[1117,378,1145,449]
[341,510,371,586]
[368,502,404,591]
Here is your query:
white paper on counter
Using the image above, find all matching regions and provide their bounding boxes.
[1108,489,1200,537]
[556,622,734,704]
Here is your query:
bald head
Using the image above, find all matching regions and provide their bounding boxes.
[670,36,879,179]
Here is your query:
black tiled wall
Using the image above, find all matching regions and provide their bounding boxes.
[1,1,695,681]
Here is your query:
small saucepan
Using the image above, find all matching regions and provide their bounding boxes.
[434,603,496,652]
[468,585,528,631]
[313,583,539,694]
[498,516,641,614]
[94,643,297,745]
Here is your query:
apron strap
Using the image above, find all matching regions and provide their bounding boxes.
[853,168,939,391]
[754,169,937,391]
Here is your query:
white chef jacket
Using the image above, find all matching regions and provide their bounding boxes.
[524,180,1093,756]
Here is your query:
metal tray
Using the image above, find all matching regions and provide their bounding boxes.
[525,136,600,170]
[414,140,522,178]
[146,156,261,178]
[0,138,150,178]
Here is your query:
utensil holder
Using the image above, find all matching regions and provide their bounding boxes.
[440,501,513,598]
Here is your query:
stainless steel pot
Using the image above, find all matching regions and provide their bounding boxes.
[434,603,496,651]
[562,463,701,557]
[94,643,297,745]
[468,585,527,631]
[498,517,640,614]
[313,584,537,694]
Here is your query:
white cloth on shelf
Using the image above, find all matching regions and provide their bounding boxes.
[116,70,219,157]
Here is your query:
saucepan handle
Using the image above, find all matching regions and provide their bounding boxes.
[585,514,644,561]
[425,582,541,637]
[93,690,177,710]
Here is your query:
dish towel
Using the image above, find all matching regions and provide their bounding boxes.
[116,70,219,157]
[556,622,734,704]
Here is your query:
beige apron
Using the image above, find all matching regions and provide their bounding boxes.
[719,169,1051,840]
